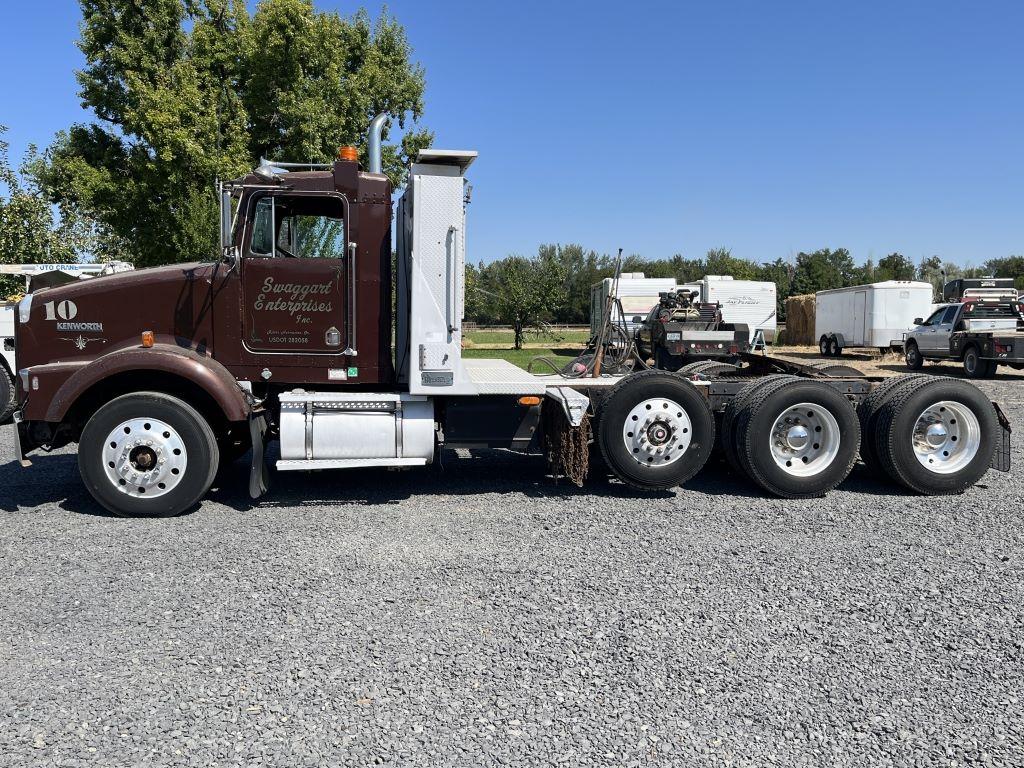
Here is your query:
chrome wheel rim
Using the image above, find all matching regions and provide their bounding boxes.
[769,402,841,476]
[622,398,691,467]
[912,400,980,474]
[102,418,187,498]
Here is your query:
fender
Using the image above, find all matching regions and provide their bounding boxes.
[45,343,251,424]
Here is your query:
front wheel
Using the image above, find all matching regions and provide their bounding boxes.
[79,392,219,517]
[905,342,924,370]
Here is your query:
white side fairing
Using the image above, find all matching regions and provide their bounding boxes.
[397,150,478,395]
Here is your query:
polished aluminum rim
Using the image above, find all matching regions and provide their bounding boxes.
[621,398,691,467]
[102,418,187,498]
[912,400,980,474]
[769,401,841,476]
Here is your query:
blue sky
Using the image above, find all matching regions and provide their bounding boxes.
[2,0,1021,267]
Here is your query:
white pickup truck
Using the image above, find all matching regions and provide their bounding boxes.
[904,298,1024,378]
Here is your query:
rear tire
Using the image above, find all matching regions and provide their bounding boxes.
[0,366,15,424]
[79,392,219,517]
[720,375,799,473]
[873,377,997,494]
[962,346,993,379]
[732,380,860,498]
[678,360,739,377]
[856,374,929,472]
[905,342,924,370]
[597,371,714,490]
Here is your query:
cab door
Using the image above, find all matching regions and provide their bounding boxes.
[240,192,352,356]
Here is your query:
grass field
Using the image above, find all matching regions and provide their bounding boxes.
[463,327,591,348]
[462,346,583,371]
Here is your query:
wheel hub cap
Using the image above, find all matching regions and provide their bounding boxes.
[769,402,841,477]
[912,401,980,474]
[622,398,692,467]
[102,418,187,498]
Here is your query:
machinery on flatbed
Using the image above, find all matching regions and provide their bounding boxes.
[634,288,750,371]
[904,297,1024,378]
[8,117,1013,517]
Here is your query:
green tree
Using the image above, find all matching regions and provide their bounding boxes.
[982,255,1024,290]
[484,251,566,349]
[791,248,855,294]
[0,128,95,295]
[703,247,758,280]
[39,0,431,268]
[917,255,944,297]
[875,252,916,281]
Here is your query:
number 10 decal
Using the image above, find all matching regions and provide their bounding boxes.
[43,300,78,321]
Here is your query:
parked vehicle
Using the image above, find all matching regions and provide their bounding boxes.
[904,298,1024,377]
[816,281,934,356]
[634,288,749,370]
[9,118,1011,517]
[701,276,777,342]
[943,277,1017,303]
[589,273,678,337]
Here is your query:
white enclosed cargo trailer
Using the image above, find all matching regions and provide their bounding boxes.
[701,276,777,341]
[589,274,678,336]
[815,280,934,355]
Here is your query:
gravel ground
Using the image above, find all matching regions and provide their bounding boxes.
[1,378,1022,767]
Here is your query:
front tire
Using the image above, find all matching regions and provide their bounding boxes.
[79,392,219,517]
[905,342,924,370]
[597,371,714,490]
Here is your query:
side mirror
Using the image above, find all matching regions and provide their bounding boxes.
[221,246,240,273]
[913,317,923,325]
[632,315,643,324]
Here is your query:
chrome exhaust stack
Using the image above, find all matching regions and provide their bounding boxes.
[368,113,388,174]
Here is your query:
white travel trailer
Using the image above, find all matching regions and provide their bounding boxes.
[815,280,934,355]
[589,273,678,336]
[701,276,777,342]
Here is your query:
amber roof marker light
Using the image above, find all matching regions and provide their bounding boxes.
[338,146,358,162]
[141,331,155,348]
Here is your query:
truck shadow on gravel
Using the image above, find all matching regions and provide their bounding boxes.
[0,443,930,517]
[877,363,1024,380]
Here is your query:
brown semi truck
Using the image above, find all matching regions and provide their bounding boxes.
[10,117,1012,517]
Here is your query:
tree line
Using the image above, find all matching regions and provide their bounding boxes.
[467,245,1024,344]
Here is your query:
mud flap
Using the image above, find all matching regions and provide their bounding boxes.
[248,411,270,499]
[990,401,1012,472]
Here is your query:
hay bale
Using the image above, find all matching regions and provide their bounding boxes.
[785,294,817,346]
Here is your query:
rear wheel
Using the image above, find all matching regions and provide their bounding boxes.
[872,378,996,494]
[720,375,799,473]
[731,380,860,498]
[905,342,924,370]
[79,392,219,517]
[0,366,14,424]
[678,360,740,377]
[828,337,843,356]
[856,374,929,471]
[962,346,994,379]
[597,371,714,490]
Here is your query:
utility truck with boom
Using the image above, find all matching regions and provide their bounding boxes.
[9,117,1012,517]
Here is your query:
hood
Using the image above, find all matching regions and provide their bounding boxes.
[17,262,218,369]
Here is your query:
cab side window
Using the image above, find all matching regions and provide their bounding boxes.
[940,306,959,324]
[921,309,945,326]
[248,195,346,259]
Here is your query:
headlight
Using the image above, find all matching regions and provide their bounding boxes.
[17,293,33,323]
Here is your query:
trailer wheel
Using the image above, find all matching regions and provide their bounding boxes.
[827,337,843,356]
[819,336,831,356]
[856,374,929,471]
[720,375,799,473]
[0,366,15,424]
[732,380,860,498]
[962,346,994,379]
[904,342,924,370]
[79,392,219,517]
[873,378,996,494]
[597,371,714,490]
